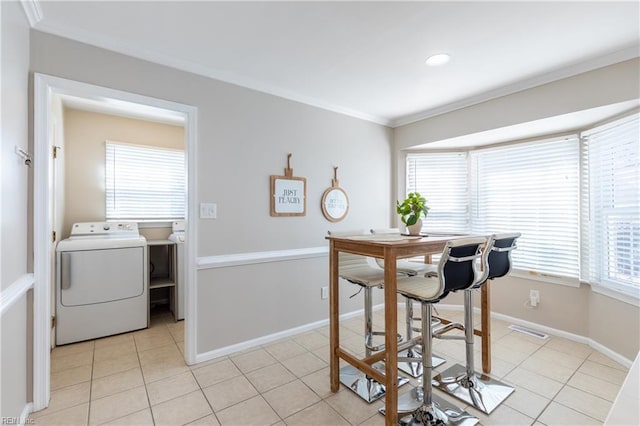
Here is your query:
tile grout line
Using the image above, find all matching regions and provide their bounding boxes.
[488,327,623,424]
[251,357,352,425]
[135,322,157,426]
[528,345,600,425]
[38,310,627,426]
[546,354,614,423]
[227,353,286,423]
[190,355,223,425]
[465,326,551,422]
[85,344,95,426]
[181,318,237,425]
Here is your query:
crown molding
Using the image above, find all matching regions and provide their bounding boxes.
[391,45,640,128]
[20,0,42,27]
[31,20,392,127]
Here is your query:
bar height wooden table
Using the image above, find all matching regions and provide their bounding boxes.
[326,234,492,426]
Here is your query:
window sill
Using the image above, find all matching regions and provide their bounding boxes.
[137,221,173,229]
[107,220,175,229]
[510,269,580,287]
[589,282,640,307]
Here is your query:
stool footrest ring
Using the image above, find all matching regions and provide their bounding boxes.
[365,331,403,352]
[433,321,464,336]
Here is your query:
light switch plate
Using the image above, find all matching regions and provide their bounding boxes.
[200,203,217,219]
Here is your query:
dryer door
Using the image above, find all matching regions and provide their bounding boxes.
[60,247,145,307]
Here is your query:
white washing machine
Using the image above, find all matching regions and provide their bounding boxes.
[168,220,185,320]
[56,222,148,345]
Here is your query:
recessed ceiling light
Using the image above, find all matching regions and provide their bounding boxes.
[425,53,451,66]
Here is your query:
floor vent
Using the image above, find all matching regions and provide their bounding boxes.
[508,325,549,339]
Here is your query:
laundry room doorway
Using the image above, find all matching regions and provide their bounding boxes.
[32,74,198,411]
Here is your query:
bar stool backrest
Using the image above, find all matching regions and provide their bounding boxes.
[327,230,370,270]
[370,228,400,235]
[487,232,521,280]
[437,237,488,299]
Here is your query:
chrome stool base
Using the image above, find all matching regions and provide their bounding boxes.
[398,347,446,378]
[379,387,478,425]
[340,363,409,403]
[433,363,515,414]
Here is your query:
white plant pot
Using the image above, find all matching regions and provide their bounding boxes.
[406,219,423,236]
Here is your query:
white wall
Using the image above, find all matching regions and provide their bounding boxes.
[29,30,393,356]
[393,59,640,361]
[1,0,31,418]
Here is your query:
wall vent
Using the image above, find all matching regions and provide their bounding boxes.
[508,324,549,340]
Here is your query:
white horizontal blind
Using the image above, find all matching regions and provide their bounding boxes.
[582,114,639,295]
[470,137,580,278]
[105,142,185,220]
[406,152,469,233]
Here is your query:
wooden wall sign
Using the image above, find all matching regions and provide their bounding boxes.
[321,166,349,222]
[270,153,307,216]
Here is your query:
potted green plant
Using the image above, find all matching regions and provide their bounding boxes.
[397,192,429,235]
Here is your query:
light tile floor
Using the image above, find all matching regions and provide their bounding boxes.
[30,307,630,426]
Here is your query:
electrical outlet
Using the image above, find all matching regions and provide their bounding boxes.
[321,287,328,300]
[529,289,540,307]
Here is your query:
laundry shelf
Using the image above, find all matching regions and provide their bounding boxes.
[150,277,175,289]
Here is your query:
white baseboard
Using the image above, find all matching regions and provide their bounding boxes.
[20,402,33,425]
[588,339,634,369]
[194,304,384,365]
[436,303,633,368]
[195,301,633,368]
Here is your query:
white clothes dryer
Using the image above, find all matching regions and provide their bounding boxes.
[56,222,148,345]
[168,220,185,320]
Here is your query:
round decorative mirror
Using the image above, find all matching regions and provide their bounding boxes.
[321,167,349,222]
[322,187,349,222]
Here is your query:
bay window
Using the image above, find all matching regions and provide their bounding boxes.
[581,114,639,297]
[406,152,469,233]
[405,113,639,298]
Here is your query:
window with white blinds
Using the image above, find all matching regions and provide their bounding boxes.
[470,138,580,279]
[581,114,639,296]
[105,142,185,221]
[406,152,469,233]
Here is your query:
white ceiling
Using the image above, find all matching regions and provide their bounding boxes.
[27,1,639,127]
[409,99,640,150]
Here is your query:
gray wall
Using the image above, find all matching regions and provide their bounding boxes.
[393,59,640,361]
[29,31,393,355]
[1,299,29,418]
[1,0,31,418]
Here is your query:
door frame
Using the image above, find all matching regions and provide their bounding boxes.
[33,73,199,411]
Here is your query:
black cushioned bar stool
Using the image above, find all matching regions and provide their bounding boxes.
[370,228,446,378]
[327,230,409,403]
[380,236,487,426]
[433,233,521,414]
